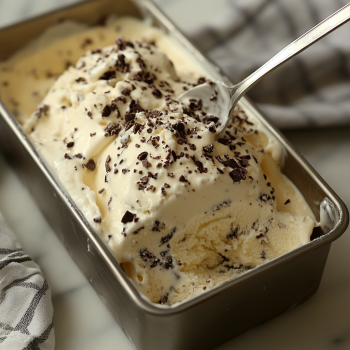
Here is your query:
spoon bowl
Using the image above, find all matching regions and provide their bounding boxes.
[179,2,350,139]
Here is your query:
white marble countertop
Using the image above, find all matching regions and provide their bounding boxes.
[0,1,350,349]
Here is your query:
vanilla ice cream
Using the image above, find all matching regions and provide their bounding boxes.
[0,17,316,305]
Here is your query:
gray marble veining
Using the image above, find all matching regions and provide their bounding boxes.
[0,1,349,349]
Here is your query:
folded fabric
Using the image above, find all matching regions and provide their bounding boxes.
[188,0,350,129]
[0,213,54,350]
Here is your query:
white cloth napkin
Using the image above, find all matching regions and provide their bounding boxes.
[0,213,54,350]
[187,0,350,129]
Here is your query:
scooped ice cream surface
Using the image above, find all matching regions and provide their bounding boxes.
[0,17,316,305]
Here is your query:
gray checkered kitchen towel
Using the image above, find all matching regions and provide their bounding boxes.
[0,213,54,350]
[188,0,350,129]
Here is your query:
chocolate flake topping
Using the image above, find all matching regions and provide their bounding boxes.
[140,248,160,268]
[174,122,186,138]
[121,210,135,224]
[99,70,116,80]
[84,159,96,171]
[104,123,121,137]
[229,168,247,183]
[66,141,74,148]
[152,88,162,99]
[159,293,168,304]
[203,144,214,153]
[284,199,291,205]
[101,105,112,117]
[179,175,188,183]
[160,227,176,246]
[35,103,49,118]
[259,193,271,202]
[227,227,238,240]
[75,77,87,84]
[142,159,151,168]
[137,152,148,161]
[218,138,230,146]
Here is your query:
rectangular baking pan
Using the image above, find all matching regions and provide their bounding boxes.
[0,1,348,349]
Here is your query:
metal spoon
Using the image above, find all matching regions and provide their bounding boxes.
[178,3,350,139]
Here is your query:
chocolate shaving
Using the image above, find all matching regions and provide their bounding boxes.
[101,105,111,117]
[84,159,96,171]
[160,227,176,246]
[121,210,135,224]
[104,123,121,137]
[152,88,162,99]
[229,168,247,183]
[203,144,214,153]
[75,77,87,84]
[174,122,186,139]
[137,152,148,161]
[142,159,151,168]
[99,70,116,80]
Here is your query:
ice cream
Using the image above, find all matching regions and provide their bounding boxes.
[0,17,316,305]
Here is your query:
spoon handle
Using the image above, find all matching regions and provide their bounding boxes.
[229,2,350,103]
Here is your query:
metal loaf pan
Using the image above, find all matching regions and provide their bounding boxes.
[0,1,348,349]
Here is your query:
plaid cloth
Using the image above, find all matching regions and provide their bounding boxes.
[0,213,54,350]
[188,0,350,129]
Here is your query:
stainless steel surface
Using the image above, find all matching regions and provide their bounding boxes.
[178,2,350,139]
[0,1,348,349]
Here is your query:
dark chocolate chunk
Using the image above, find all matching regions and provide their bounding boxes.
[159,293,168,304]
[284,199,291,205]
[162,255,173,269]
[172,151,177,162]
[125,112,135,122]
[101,105,112,117]
[229,168,247,183]
[202,115,218,124]
[99,70,116,80]
[160,227,176,246]
[179,175,187,182]
[93,216,101,223]
[84,159,96,171]
[197,77,206,85]
[152,88,162,98]
[133,123,143,134]
[121,88,131,96]
[121,210,135,224]
[129,99,144,113]
[203,144,214,153]
[137,151,148,161]
[66,141,74,148]
[140,248,159,268]
[218,138,230,145]
[259,193,271,202]
[227,227,238,240]
[98,188,105,194]
[133,226,144,234]
[174,122,186,138]
[104,123,121,137]
[113,96,127,104]
[75,77,87,83]
[142,159,151,168]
